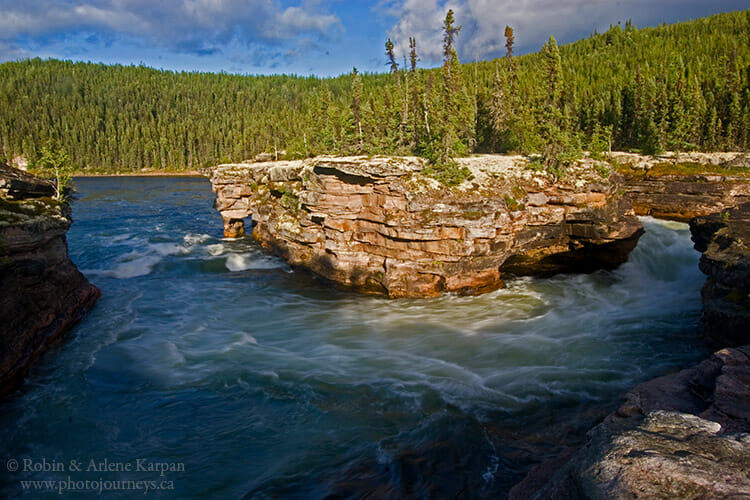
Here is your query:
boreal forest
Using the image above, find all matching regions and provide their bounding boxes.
[0,9,748,176]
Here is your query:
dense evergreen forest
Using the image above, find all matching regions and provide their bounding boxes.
[0,9,748,175]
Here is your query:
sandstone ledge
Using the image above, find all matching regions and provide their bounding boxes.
[211,155,643,297]
[0,163,100,397]
[614,151,750,221]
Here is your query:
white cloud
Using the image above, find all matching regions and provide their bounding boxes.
[0,0,342,60]
[383,0,750,66]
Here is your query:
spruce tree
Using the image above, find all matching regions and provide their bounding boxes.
[351,67,364,150]
[409,37,419,72]
[385,39,398,74]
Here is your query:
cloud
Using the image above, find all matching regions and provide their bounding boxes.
[0,0,342,63]
[383,0,750,65]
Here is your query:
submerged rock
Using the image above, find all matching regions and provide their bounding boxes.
[0,162,99,397]
[509,345,750,500]
[211,155,642,297]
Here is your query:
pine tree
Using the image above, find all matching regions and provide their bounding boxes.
[37,140,73,200]
[409,37,419,72]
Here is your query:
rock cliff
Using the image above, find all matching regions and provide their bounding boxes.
[615,151,750,221]
[0,163,99,397]
[690,203,750,349]
[211,155,642,297]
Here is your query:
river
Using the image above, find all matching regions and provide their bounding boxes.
[0,176,709,498]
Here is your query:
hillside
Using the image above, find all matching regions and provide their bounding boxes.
[0,9,748,173]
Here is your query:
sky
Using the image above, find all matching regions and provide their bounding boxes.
[0,0,747,77]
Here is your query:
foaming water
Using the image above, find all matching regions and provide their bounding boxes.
[0,178,708,499]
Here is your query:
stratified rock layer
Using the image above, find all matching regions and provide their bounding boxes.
[509,346,750,500]
[211,155,643,297]
[615,151,750,221]
[0,163,100,397]
[690,202,750,348]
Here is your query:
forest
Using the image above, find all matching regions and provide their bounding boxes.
[0,9,748,178]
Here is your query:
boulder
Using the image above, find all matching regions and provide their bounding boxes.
[509,345,750,500]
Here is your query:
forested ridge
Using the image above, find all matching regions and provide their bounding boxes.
[0,9,748,174]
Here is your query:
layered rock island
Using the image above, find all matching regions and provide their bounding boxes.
[0,163,99,397]
[211,155,643,297]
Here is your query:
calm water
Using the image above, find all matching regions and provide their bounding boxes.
[1,177,708,498]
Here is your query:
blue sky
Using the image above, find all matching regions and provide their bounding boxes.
[0,1,747,77]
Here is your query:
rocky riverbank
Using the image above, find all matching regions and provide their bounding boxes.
[0,163,99,397]
[211,152,750,497]
[691,203,750,349]
[510,159,750,499]
[211,155,642,297]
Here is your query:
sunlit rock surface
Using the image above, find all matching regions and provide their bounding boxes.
[0,163,99,396]
[615,151,750,221]
[211,155,642,297]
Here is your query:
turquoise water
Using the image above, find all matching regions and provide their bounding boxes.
[1,177,708,498]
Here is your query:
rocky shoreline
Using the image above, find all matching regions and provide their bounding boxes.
[510,158,750,499]
[0,163,99,397]
[691,203,750,349]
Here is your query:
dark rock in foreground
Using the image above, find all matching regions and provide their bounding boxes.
[691,202,750,348]
[211,155,642,297]
[509,346,750,500]
[511,196,750,500]
[0,163,99,397]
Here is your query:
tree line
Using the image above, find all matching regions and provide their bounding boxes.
[0,9,748,179]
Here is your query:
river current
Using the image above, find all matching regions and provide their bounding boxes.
[1,177,709,498]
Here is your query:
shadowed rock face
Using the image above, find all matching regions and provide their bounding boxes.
[690,203,750,349]
[0,163,99,397]
[211,155,643,297]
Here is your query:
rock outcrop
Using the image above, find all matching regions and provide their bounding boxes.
[0,163,100,397]
[509,345,750,500]
[690,203,750,348]
[211,155,643,297]
[510,196,750,500]
[615,151,750,221]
